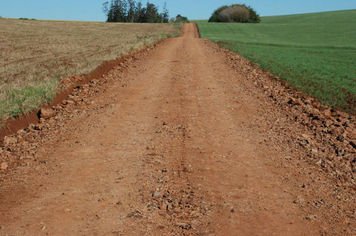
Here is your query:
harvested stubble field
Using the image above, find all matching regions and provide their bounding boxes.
[197,10,356,113]
[0,19,180,121]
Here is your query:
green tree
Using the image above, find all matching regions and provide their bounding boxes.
[208,5,229,22]
[115,0,127,22]
[161,2,169,23]
[102,1,109,16]
[248,6,261,23]
[146,2,160,23]
[127,0,136,22]
[175,14,189,23]
[104,0,167,23]
[209,4,260,23]
[137,2,147,23]
[106,0,115,22]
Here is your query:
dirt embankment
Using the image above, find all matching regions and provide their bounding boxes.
[1,23,356,235]
[0,40,170,146]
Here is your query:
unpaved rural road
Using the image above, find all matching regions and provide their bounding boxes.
[1,24,356,235]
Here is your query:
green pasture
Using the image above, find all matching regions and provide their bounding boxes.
[197,10,356,111]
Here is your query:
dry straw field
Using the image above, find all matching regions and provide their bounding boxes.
[0,19,180,121]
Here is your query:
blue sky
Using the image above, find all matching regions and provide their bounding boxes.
[1,0,355,21]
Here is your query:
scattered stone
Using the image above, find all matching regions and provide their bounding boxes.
[66,100,75,105]
[153,191,161,198]
[39,108,53,119]
[16,129,25,135]
[1,162,8,170]
[305,215,317,221]
[17,137,25,144]
[350,159,356,172]
[348,131,356,140]
[147,204,157,209]
[293,196,304,204]
[176,222,191,230]
[311,149,318,154]
[190,219,200,228]
[127,210,143,219]
[3,136,17,146]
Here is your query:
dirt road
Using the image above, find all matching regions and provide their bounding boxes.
[1,24,356,235]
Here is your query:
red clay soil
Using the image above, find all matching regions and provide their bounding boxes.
[1,23,356,235]
[0,42,165,146]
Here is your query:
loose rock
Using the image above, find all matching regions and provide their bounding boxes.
[40,108,53,119]
[3,136,17,146]
[1,162,8,170]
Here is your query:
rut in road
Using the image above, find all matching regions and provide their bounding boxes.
[1,23,354,235]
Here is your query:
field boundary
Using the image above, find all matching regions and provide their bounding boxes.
[0,37,174,146]
[213,40,356,50]
[210,38,350,114]
[195,23,201,38]
[204,39,356,181]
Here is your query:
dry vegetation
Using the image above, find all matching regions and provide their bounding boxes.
[219,5,250,23]
[0,19,180,120]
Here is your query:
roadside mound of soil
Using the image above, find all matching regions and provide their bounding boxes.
[0,40,168,146]
[209,41,356,186]
[0,43,161,175]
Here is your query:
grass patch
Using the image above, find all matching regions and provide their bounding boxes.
[197,10,356,111]
[0,19,180,120]
[0,80,58,118]
[190,20,208,23]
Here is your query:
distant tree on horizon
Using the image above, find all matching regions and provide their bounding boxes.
[209,4,260,23]
[175,14,189,23]
[146,3,160,23]
[127,0,135,22]
[161,2,169,23]
[102,0,169,23]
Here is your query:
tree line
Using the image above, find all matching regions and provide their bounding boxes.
[102,0,169,23]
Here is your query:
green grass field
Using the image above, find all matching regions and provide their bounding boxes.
[197,10,356,111]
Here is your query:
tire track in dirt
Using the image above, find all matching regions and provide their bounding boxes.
[1,24,356,235]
